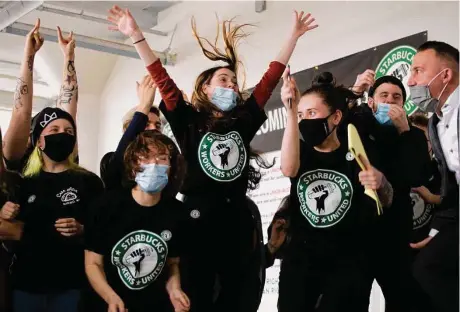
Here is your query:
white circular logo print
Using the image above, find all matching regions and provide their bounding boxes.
[161,230,172,241]
[297,169,353,228]
[198,131,247,182]
[27,195,36,203]
[190,209,200,219]
[111,230,168,290]
[411,192,433,229]
[375,45,418,116]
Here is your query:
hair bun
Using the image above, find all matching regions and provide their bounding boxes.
[312,71,335,87]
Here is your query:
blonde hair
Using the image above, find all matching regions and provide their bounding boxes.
[23,146,84,178]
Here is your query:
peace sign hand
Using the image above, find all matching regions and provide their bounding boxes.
[107,5,140,38]
[25,19,44,56]
[291,10,318,39]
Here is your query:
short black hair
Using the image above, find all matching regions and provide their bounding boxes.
[149,106,160,117]
[368,75,407,102]
[418,41,459,66]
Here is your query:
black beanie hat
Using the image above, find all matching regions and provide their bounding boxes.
[30,107,76,147]
[368,75,407,103]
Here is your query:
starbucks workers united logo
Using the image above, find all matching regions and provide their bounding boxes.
[297,169,353,228]
[198,131,247,182]
[111,230,168,290]
[375,45,418,116]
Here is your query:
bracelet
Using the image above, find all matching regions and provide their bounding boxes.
[133,38,146,45]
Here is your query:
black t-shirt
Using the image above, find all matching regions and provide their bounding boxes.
[410,159,441,243]
[85,190,187,311]
[12,169,103,292]
[159,94,267,198]
[288,142,377,258]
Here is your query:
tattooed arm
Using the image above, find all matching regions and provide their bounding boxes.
[3,19,44,162]
[377,175,394,208]
[56,27,78,120]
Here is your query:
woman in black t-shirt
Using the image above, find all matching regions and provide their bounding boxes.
[107,6,318,311]
[8,107,103,312]
[85,131,189,312]
[278,71,394,312]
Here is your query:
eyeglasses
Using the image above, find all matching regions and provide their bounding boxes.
[139,154,171,164]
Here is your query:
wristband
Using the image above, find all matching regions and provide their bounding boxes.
[133,38,146,45]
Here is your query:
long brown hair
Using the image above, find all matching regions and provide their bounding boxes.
[190,16,252,115]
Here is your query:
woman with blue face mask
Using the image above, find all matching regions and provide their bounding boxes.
[279,71,395,312]
[107,5,318,312]
[85,130,189,312]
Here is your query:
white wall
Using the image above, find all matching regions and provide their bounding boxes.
[96,1,458,311]
[98,0,459,166]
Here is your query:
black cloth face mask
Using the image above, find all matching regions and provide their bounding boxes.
[298,113,335,147]
[42,133,76,162]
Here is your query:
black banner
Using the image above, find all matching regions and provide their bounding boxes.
[250,31,427,153]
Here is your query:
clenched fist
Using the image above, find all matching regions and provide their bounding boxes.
[0,202,20,220]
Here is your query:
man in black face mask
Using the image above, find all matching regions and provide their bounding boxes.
[351,73,431,312]
[407,41,459,312]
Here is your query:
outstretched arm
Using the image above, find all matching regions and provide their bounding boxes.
[253,11,318,108]
[3,19,44,161]
[107,5,181,111]
[280,68,301,177]
[56,27,78,120]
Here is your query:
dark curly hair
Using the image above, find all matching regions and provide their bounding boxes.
[124,130,185,198]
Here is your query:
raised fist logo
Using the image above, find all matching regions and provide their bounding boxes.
[127,248,146,277]
[212,142,232,168]
[308,183,336,213]
[391,63,409,81]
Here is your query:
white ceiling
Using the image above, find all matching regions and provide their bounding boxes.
[0,0,178,111]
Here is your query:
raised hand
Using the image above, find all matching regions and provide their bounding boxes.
[352,69,375,95]
[57,26,76,58]
[281,67,300,110]
[291,10,318,39]
[136,75,157,108]
[107,5,140,37]
[25,19,44,56]
[0,202,20,220]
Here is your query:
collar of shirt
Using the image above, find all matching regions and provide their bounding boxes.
[437,86,459,120]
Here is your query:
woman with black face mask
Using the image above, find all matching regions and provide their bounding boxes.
[278,70,395,312]
[8,107,103,312]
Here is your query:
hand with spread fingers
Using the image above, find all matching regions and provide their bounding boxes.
[107,5,140,38]
[57,26,76,59]
[388,104,410,133]
[352,69,375,95]
[25,19,44,56]
[291,10,318,39]
[55,218,83,237]
[0,201,20,220]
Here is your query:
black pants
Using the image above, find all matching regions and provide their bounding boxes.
[278,248,369,312]
[181,195,256,312]
[412,223,459,312]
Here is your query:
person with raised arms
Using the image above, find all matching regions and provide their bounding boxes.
[107,5,317,311]
[279,70,394,312]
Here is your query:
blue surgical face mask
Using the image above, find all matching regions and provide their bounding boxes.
[374,103,394,126]
[211,86,238,111]
[135,163,169,194]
